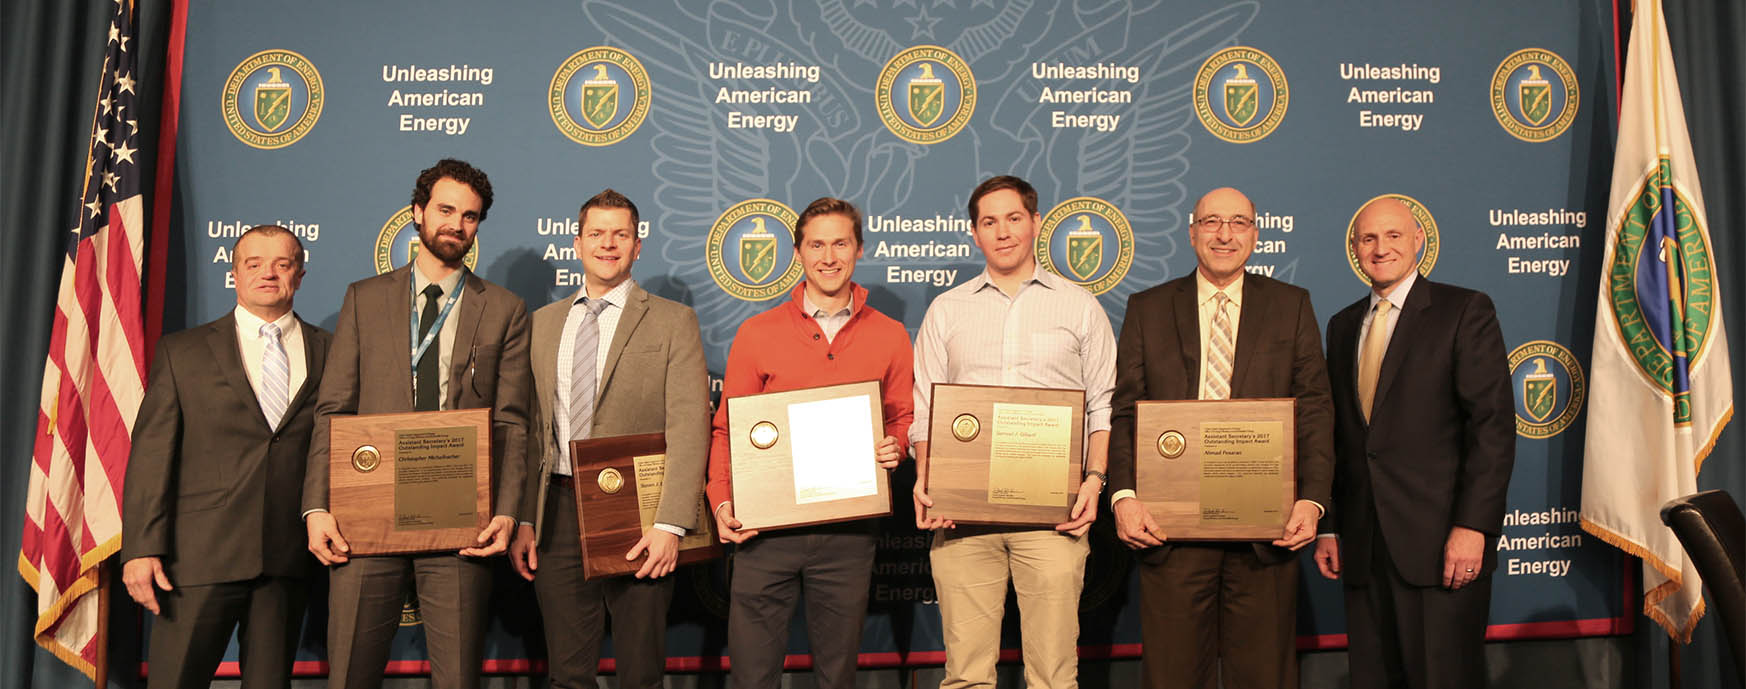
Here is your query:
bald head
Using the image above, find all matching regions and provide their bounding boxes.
[1350,197,1424,295]
[1192,187,1256,221]
[1188,187,1259,287]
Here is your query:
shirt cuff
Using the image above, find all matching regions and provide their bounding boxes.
[1317,533,1338,539]
[653,523,686,537]
[302,508,328,519]
[1302,499,1325,517]
[1110,489,1138,504]
[1085,408,1112,434]
[519,521,534,529]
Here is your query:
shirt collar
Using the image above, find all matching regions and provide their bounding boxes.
[412,263,467,298]
[1368,271,1417,313]
[233,305,296,336]
[573,278,635,309]
[970,262,1055,294]
[802,290,854,319]
[1195,269,1245,308]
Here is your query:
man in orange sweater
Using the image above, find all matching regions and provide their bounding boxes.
[705,197,915,689]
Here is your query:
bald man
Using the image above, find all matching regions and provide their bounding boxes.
[1313,198,1514,689]
[1108,188,1335,689]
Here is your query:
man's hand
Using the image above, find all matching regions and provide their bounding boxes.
[1313,535,1342,580]
[461,515,516,557]
[912,483,956,531]
[1055,474,1103,537]
[628,529,681,579]
[1442,525,1485,589]
[1272,500,1321,551]
[306,511,351,565]
[713,502,759,544]
[1113,497,1166,548]
[509,523,539,581]
[122,557,173,615]
[875,435,903,470]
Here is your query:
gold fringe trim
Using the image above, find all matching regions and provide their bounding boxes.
[17,552,40,592]
[1581,518,1681,584]
[1692,405,1732,475]
[1581,518,1710,642]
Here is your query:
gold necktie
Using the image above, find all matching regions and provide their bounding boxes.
[1357,300,1392,421]
[1203,292,1235,400]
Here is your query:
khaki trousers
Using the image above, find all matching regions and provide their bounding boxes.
[930,527,1089,689]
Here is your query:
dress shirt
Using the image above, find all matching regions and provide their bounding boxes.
[803,292,855,343]
[910,265,1116,446]
[1356,271,1417,377]
[411,265,467,408]
[1195,270,1244,397]
[233,306,307,405]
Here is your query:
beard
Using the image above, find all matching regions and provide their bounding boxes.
[417,224,472,264]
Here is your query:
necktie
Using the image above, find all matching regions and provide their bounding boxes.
[1203,292,1234,400]
[259,322,288,429]
[568,298,609,450]
[415,283,444,411]
[1358,300,1393,422]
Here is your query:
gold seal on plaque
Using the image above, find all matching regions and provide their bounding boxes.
[597,467,625,494]
[351,445,381,473]
[1157,431,1186,459]
[951,413,980,442]
[749,421,780,450]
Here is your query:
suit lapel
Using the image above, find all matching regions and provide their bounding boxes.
[1229,278,1264,396]
[445,272,488,408]
[206,313,269,430]
[384,267,416,409]
[1328,298,1366,420]
[1372,280,1430,413]
[1170,279,1201,399]
[287,313,326,413]
[597,286,649,406]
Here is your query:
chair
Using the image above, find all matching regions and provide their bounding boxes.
[1660,489,1745,679]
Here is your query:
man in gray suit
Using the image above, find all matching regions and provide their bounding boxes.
[302,159,533,689]
[508,188,709,689]
[122,225,330,688]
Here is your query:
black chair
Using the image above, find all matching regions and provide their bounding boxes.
[1660,489,1746,679]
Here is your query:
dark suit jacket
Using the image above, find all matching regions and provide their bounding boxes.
[122,312,331,586]
[523,283,711,537]
[303,266,533,521]
[1324,279,1514,587]
[1109,273,1335,564]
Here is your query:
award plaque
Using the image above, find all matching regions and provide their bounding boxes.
[328,408,492,555]
[925,383,1086,526]
[1134,398,1296,540]
[727,380,890,531]
[570,432,722,580]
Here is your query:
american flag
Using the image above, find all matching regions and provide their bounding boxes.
[19,0,148,676]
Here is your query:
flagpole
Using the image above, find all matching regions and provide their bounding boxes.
[94,565,110,689]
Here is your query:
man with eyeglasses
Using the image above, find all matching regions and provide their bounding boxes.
[1106,187,1334,689]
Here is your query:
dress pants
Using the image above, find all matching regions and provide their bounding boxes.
[728,524,877,689]
[535,477,674,689]
[1138,543,1299,689]
[325,553,492,689]
[1345,514,1493,689]
[146,575,306,689]
[930,526,1090,689]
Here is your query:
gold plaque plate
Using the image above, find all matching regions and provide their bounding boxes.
[352,445,381,473]
[951,413,980,442]
[596,467,624,494]
[1157,430,1185,459]
[749,420,779,450]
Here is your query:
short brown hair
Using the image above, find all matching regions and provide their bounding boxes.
[411,158,494,221]
[232,225,304,269]
[578,188,640,230]
[793,197,862,247]
[967,175,1038,220]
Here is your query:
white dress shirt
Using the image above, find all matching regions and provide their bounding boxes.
[233,305,307,412]
[411,265,467,408]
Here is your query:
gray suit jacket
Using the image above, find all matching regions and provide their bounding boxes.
[524,283,711,538]
[303,265,533,521]
[122,312,331,586]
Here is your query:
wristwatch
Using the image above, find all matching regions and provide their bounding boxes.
[1083,469,1107,488]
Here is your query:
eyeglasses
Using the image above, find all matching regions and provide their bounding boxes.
[1193,216,1254,231]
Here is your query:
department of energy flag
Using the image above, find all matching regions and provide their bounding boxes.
[19,0,148,677]
[1581,0,1733,643]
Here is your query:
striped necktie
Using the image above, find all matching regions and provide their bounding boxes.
[1203,292,1235,400]
[259,322,289,429]
[568,298,610,448]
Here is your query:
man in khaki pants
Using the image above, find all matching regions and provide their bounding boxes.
[911,175,1116,688]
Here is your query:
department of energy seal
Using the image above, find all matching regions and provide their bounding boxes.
[875,45,976,144]
[222,50,324,149]
[550,46,652,146]
[749,421,780,450]
[706,199,802,301]
[597,467,625,495]
[1508,340,1586,439]
[951,414,980,442]
[375,205,478,275]
[1037,197,1135,295]
[1157,430,1186,459]
[1192,47,1288,143]
[1490,49,1578,142]
[1607,159,1719,425]
[1345,194,1440,285]
[351,445,380,473]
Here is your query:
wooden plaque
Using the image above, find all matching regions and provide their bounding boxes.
[1135,398,1296,540]
[926,383,1085,526]
[570,432,722,580]
[329,408,492,555]
[727,380,890,531]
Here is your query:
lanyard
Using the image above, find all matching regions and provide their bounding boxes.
[410,271,465,376]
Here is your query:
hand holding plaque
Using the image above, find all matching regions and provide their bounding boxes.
[1133,398,1296,540]
[570,432,721,580]
[327,409,493,556]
